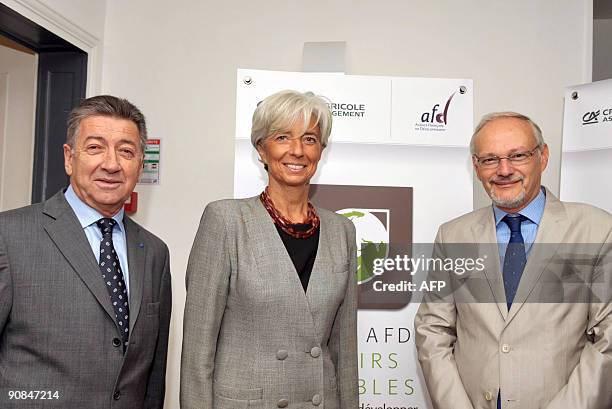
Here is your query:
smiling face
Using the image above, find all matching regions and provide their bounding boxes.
[256,116,322,191]
[64,115,143,217]
[473,117,549,213]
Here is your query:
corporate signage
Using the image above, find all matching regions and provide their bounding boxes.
[391,78,472,146]
[309,184,413,310]
[235,68,472,146]
[329,102,367,118]
[561,79,612,152]
[560,79,612,213]
[234,69,390,144]
[414,91,456,131]
[581,107,612,125]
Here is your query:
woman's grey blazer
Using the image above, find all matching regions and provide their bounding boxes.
[180,196,359,409]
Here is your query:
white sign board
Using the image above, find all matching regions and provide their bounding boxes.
[560,79,612,213]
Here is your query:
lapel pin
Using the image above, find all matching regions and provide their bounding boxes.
[138,243,144,248]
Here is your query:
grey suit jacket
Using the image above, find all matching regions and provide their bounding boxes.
[0,191,172,409]
[180,196,359,409]
[415,189,612,409]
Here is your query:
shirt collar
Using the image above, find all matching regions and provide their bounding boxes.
[64,185,125,231]
[493,186,546,227]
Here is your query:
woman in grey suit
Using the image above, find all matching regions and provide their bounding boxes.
[181,90,359,409]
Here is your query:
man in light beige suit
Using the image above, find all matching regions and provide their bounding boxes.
[415,112,612,409]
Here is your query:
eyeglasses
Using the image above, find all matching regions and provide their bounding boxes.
[473,145,541,168]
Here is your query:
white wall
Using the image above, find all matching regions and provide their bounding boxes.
[99,1,592,407]
[593,18,612,81]
[0,40,37,211]
[36,0,106,38]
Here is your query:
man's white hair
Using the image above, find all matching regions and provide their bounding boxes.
[470,112,544,154]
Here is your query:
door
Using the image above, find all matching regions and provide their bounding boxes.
[0,2,87,204]
[32,51,87,202]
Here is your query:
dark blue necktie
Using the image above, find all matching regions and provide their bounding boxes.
[502,214,527,309]
[498,215,527,409]
[97,218,130,352]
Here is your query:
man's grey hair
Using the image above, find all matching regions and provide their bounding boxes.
[66,95,148,152]
[470,111,545,154]
[251,90,332,148]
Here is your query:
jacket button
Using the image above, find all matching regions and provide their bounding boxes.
[276,349,288,360]
[113,391,121,400]
[277,398,289,407]
[310,346,321,358]
[112,338,121,347]
[501,344,510,353]
[484,391,492,401]
[312,394,322,405]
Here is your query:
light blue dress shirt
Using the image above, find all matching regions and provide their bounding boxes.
[64,185,130,295]
[493,187,546,267]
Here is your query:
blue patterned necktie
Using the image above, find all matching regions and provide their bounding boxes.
[502,214,527,309]
[498,214,528,409]
[96,218,130,351]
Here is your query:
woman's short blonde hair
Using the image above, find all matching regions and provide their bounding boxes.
[251,90,332,148]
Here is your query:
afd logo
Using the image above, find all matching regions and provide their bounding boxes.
[582,108,612,125]
[415,92,456,132]
[421,92,455,124]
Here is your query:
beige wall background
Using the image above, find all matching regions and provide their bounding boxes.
[99,2,593,407]
[1,1,595,407]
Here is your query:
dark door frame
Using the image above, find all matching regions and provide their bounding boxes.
[0,3,87,203]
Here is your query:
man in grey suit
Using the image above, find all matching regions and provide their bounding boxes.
[415,112,612,408]
[0,95,172,408]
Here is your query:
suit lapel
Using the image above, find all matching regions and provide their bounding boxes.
[244,197,318,333]
[471,209,508,320]
[506,191,568,323]
[43,192,117,324]
[305,208,332,339]
[124,217,145,334]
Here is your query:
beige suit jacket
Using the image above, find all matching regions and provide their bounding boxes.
[415,189,612,409]
[180,196,359,409]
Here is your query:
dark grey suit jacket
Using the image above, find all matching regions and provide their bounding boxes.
[0,190,172,409]
[180,196,359,409]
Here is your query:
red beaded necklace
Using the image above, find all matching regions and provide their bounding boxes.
[259,188,320,239]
